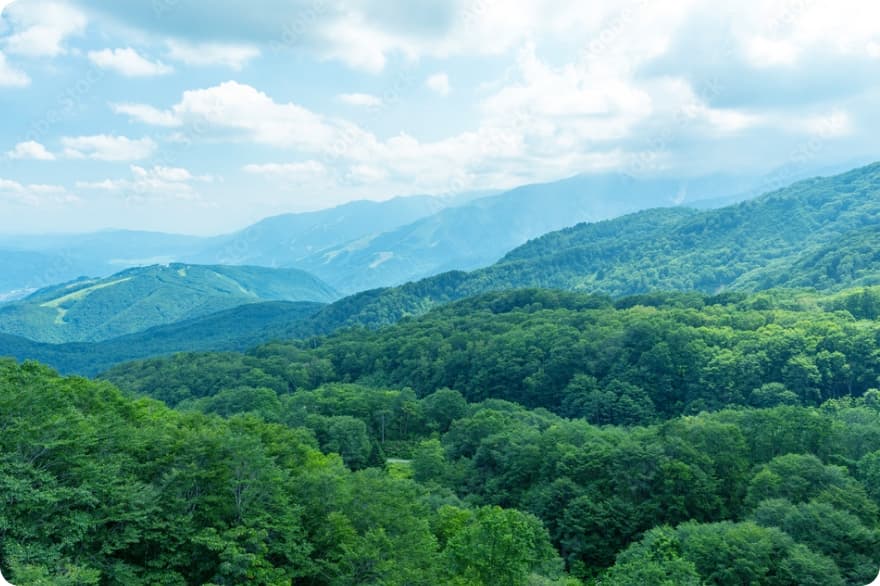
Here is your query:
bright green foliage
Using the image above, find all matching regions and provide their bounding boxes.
[262,161,880,333]
[0,263,337,343]
[596,526,701,585]
[441,506,563,586]
[0,360,576,584]
[662,521,843,585]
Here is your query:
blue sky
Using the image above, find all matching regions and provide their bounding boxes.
[0,0,878,234]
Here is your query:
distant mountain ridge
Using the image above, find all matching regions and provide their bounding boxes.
[0,195,461,300]
[188,195,457,269]
[0,163,865,301]
[0,263,338,343]
[2,162,879,374]
[290,161,880,332]
[0,174,761,299]
[288,173,767,293]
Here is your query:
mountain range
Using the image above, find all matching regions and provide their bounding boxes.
[1,161,878,374]
[289,173,765,293]
[302,161,880,331]
[0,172,770,300]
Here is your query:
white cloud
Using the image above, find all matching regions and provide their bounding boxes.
[243,160,327,181]
[61,135,157,161]
[88,48,173,77]
[481,44,654,140]
[799,110,854,138]
[337,93,383,107]
[0,177,77,206]
[106,76,654,195]
[869,41,880,58]
[315,16,394,73]
[99,0,880,198]
[115,81,379,156]
[0,52,29,87]
[745,37,799,67]
[111,103,182,127]
[2,0,86,57]
[7,140,55,160]
[76,165,207,200]
[426,72,451,96]
[346,164,387,184]
[165,40,260,70]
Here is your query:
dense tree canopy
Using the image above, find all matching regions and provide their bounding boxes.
[0,360,569,585]
[105,287,880,425]
[5,286,880,583]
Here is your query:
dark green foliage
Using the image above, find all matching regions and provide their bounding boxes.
[256,162,880,334]
[0,300,325,376]
[91,341,880,583]
[104,287,880,426]
[426,399,880,583]
[8,278,880,582]
[5,164,880,377]
[751,499,880,582]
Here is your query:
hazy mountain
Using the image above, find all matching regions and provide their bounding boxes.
[189,194,464,268]
[0,231,209,301]
[0,263,338,343]
[293,173,762,293]
[5,163,879,373]
[0,249,73,302]
[0,194,467,299]
[290,161,880,332]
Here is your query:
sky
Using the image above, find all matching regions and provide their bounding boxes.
[0,0,878,235]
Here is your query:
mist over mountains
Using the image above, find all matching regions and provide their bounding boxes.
[2,161,879,375]
[0,169,785,300]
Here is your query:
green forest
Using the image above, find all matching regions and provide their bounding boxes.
[4,286,879,584]
[2,163,880,379]
[3,2,880,583]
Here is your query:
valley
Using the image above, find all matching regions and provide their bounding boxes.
[1,3,878,582]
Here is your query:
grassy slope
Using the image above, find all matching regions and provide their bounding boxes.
[0,300,325,375]
[0,263,338,343]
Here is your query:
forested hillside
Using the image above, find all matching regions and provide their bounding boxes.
[49,288,880,584]
[0,264,338,344]
[103,287,880,424]
[491,163,880,294]
[292,173,753,293]
[0,301,325,375]
[0,360,572,585]
[290,163,880,333]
